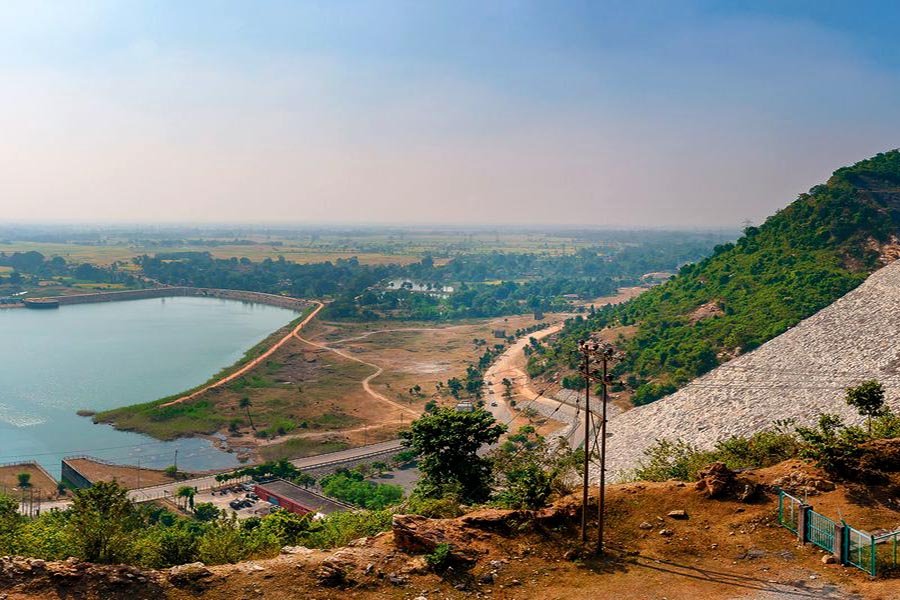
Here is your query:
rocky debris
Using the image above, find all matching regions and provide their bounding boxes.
[659,529,674,537]
[0,556,158,595]
[638,521,654,530]
[392,514,479,565]
[168,562,215,590]
[281,545,315,555]
[770,468,835,497]
[667,510,688,519]
[822,555,837,564]
[316,558,352,587]
[695,463,759,502]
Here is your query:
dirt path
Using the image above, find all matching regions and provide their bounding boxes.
[328,325,468,345]
[294,330,420,417]
[161,301,323,407]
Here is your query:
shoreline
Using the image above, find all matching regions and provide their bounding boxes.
[33,286,311,312]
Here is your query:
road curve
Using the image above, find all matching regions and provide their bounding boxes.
[161,300,324,407]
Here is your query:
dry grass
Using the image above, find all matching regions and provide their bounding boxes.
[0,464,59,500]
[64,458,189,490]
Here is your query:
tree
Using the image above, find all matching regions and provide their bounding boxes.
[175,486,196,511]
[239,397,256,431]
[68,481,139,563]
[164,465,178,478]
[846,380,886,434]
[446,378,463,399]
[501,378,513,399]
[16,472,31,488]
[193,502,221,522]
[400,407,506,503]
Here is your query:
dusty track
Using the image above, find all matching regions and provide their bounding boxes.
[161,301,324,407]
[294,329,420,417]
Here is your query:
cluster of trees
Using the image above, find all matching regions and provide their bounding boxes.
[546,151,900,405]
[1,406,578,569]
[137,232,728,322]
[400,407,580,508]
[319,469,404,510]
[0,251,137,288]
[0,480,390,568]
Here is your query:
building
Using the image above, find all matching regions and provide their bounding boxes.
[254,479,351,515]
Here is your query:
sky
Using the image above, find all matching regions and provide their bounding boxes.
[0,1,899,228]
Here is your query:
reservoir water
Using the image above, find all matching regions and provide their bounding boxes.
[0,296,299,476]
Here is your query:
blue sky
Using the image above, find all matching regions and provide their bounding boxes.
[0,1,898,226]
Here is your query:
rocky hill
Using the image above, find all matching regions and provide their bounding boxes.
[546,149,900,405]
[600,257,900,478]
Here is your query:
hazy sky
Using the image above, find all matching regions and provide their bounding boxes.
[1,1,899,227]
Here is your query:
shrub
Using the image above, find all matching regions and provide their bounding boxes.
[632,439,717,482]
[425,543,453,573]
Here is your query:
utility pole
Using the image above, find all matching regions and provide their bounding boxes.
[174,449,178,472]
[580,346,591,543]
[578,339,616,554]
[597,347,612,556]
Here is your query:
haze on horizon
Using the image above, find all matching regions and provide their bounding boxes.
[1,1,899,228]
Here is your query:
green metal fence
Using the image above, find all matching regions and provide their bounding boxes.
[873,531,900,576]
[777,489,802,534]
[807,510,835,554]
[844,525,875,576]
[775,489,900,577]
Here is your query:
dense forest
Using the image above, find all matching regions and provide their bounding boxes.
[537,150,900,404]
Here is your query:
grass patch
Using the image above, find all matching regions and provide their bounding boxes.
[93,308,311,440]
[260,438,350,462]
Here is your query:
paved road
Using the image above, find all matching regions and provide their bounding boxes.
[36,440,403,511]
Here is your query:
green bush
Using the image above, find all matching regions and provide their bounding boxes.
[425,543,453,573]
[319,469,403,510]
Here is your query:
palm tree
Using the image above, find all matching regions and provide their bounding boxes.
[175,486,195,511]
[239,397,256,431]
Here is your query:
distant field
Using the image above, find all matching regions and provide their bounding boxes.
[0,230,601,268]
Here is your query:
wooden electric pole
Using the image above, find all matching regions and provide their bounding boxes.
[597,348,611,555]
[580,348,591,543]
[578,339,616,554]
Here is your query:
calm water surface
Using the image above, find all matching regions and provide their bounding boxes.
[0,297,298,476]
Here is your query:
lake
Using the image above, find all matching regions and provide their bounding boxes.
[0,296,299,477]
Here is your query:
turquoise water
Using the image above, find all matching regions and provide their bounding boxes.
[0,297,299,477]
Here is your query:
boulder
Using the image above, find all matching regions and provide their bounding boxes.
[667,510,688,519]
[696,462,759,502]
[167,562,214,590]
[392,515,478,565]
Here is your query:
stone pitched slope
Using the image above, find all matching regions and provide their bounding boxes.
[600,258,900,479]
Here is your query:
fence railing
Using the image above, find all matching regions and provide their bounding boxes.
[776,488,899,577]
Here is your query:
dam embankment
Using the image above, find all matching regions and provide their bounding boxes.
[36,287,310,311]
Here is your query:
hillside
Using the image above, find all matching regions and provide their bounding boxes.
[542,150,900,404]
[3,460,897,599]
[600,257,900,477]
